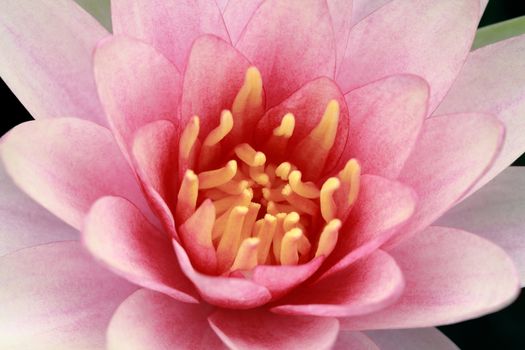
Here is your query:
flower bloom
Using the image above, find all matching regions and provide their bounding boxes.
[1,0,525,349]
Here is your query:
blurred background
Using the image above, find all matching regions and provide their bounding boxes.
[1,1,525,349]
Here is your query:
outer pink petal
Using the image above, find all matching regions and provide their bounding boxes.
[0,118,152,230]
[0,241,136,349]
[321,175,417,277]
[341,226,520,329]
[342,74,429,178]
[272,250,404,317]
[0,0,108,126]
[111,0,229,72]
[387,113,504,247]
[328,0,354,71]
[94,35,182,153]
[333,331,379,350]
[365,328,459,350]
[255,77,349,180]
[437,167,525,286]
[222,0,264,45]
[172,240,272,309]
[436,35,525,194]
[0,163,77,256]
[181,35,251,137]
[208,309,340,350]
[83,196,199,303]
[337,0,480,112]
[236,0,336,107]
[107,289,226,350]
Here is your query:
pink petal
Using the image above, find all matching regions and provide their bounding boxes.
[208,309,340,350]
[181,35,251,137]
[83,196,199,303]
[255,77,349,180]
[272,250,403,317]
[107,289,226,350]
[337,0,480,112]
[350,0,390,24]
[0,118,152,230]
[333,331,379,350]
[341,226,520,329]
[328,0,354,71]
[437,167,525,286]
[365,328,459,350]
[436,35,525,194]
[172,240,272,309]
[321,175,416,277]
[111,0,229,72]
[0,163,77,256]
[0,241,136,349]
[251,257,324,299]
[341,74,429,178]
[94,35,182,153]
[0,0,108,126]
[222,0,264,45]
[236,0,336,107]
[387,113,504,247]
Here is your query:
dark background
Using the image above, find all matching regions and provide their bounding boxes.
[1,1,525,349]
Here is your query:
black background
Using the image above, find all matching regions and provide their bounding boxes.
[1,1,525,349]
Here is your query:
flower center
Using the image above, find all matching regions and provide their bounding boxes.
[175,67,360,275]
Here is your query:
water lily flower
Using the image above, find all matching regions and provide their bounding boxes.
[1,0,525,349]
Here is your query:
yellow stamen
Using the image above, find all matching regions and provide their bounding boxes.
[273,113,295,138]
[217,206,248,271]
[297,234,312,256]
[179,116,200,161]
[275,162,293,181]
[283,211,300,232]
[282,185,318,216]
[176,170,199,222]
[256,214,277,264]
[288,170,320,199]
[267,201,295,215]
[262,186,286,202]
[230,67,264,141]
[320,177,341,222]
[249,164,270,186]
[234,143,266,167]
[212,188,253,216]
[280,228,303,265]
[198,160,237,189]
[240,202,261,241]
[217,179,249,195]
[203,110,234,147]
[315,219,342,258]
[230,238,260,272]
[339,158,361,206]
[272,213,287,263]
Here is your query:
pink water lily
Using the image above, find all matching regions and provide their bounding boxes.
[1,0,524,349]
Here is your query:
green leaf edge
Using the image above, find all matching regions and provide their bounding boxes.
[473,15,525,50]
[75,0,112,32]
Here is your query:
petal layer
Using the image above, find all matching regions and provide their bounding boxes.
[341,226,520,329]
[333,331,379,350]
[365,328,459,350]
[0,241,136,349]
[108,289,226,350]
[1,118,151,230]
[208,309,339,350]
[437,167,525,285]
[83,196,198,303]
[338,0,480,112]
[0,0,108,125]
[436,35,525,193]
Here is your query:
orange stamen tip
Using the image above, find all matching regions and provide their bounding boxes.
[315,219,342,258]
[203,110,234,147]
[273,113,296,138]
[198,160,238,189]
[280,228,303,265]
[288,170,320,199]
[320,177,341,222]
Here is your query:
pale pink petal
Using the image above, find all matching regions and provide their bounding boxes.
[217,0,229,12]
[208,309,339,350]
[94,36,182,153]
[0,0,108,125]
[236,0,336,107]
[365,328,459,350]
[0,163,77,256]
[83,196,199,303]
[255,77,349,180]
[321,175,416,277]
[107,289,226,350]
[0,241,136,349]
[251,257,324,299]
[387,113,504,247]
[337,0,480,112]
[350,0,390,24]
[222,0,264,45]
[173,240,272,309]
[342,74,429,178]
[272,250,403,317]
[333,331,379,350]
[436,35,525,193]
[328,0,354,71]
[0,118,152,230]
[111,0,229,72]
[341,226,520,329]
[437,167,525,285]
[181,35,251,136]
